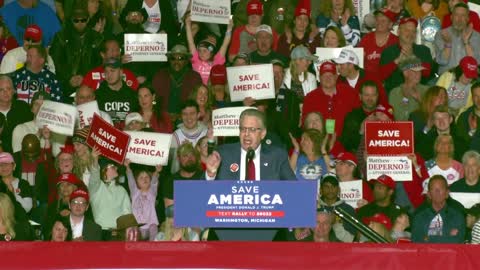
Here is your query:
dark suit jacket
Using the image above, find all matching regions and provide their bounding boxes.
[215,143,296,180]
[82,218,102,241]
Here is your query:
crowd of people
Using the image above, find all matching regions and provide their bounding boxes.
[0,0,479,244]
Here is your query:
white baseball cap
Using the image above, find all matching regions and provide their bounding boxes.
[333,49,359,66]
[256,24,272,35]
[125,112,144,126]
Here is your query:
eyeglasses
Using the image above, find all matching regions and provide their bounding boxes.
[239,126,263,133]
[71,200,87,205]
[73,18,88,23]
[169,56,186,61]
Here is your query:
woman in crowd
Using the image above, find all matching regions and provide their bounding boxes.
[0,192,31,241]
[407,0,449,24]
[436,56,479,117]
[89,147,131,241]
[86,0,114,36]
[358,9,399,78]
[0,152,32,214]
[72,128,97,186]
[289,129,331,183]
[45,173,82,230]
[195,136,209,171]
[48,215,72,242]
[303,111,343,156]
[0,20,17,64]
[283,45,318,104]
[409,86,448,134]
[323,26,347,48]
[316,0,361,46]
[189,85,213,127]
[137,83,173,133]
[424,134,464,193]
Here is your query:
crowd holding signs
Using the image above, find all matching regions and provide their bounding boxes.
[227,64,276,102]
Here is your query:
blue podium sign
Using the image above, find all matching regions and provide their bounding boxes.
[174,180,317,228]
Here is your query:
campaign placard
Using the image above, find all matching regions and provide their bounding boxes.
[125,131,172,166]
[227,64,275,102]
[366,156,413,181]
[36,100,76,136]
[86,114,130,164]
[124,34,167,62]
[449,192,480,208]
[77,101,100,129]
[365,121,414,155]
[212,106,252,137]
[191,0,231,24]
[339,180,363,208]
[174,180,317,228]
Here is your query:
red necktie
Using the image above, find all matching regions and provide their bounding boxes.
[247,159,256,180]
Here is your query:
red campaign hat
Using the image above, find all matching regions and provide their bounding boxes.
[370,174,396,189]
[60,144,75,155]
[24,24,42,42]
[294,0,310,18]
[247,0,263,16]
[70,188,89,202]
[335,152,358,167]
[210,64,227,85]
[399,17,418,27]
[459,56,478,79]
[372,103,394,120]
[362,213,392,230]
[56,173,81,187]
[374,8,398,22]
[319,61,336,75]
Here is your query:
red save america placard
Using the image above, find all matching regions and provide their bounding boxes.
[365,121,414,155]
[86,114,131,164]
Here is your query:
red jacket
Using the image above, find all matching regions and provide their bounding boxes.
[337,68,389,107]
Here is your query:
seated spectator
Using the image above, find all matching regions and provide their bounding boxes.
[334,48,389,107]
[48,215,72,242]
[170,101,208,174]
[334,152,373,206]
[249,24,288,65]
[82,39,139,91]
[424,135,464,193]
[185,13,232,85]
[412,175,465,243]
[136,83,172,133]
[209,65,231,108]
[50,7,104,98]
[434,3,480,75]
[68,189,102,241]
[0,152,32,214]
[0,0,60,47]
[380,17,436,92]
[436,56,478,117]
[362,0,411,35]
[0,192,31,241]
[283,45,317,101]
[152,44,202,122]
[74,85,113,125]
[312,207,340,242]
[409,85,448,134]
[390,210,412,243]
[456,82,480,150]
[231,52,251,66]
[0,24,55,74]
[189,84,212,128]
[277,1,322,57]
[362,213,393,242]
[442,0,480,32]
[450,150,480,192]
[389,56,429,121]
[95,58,139,129]
[89,153,132,241]
[12,45,62,104]
[46,173,83,230]
[358,8,399,78]
[228,0,279,62]
[112,214,141,242]
[322,25,347,48]
[316,0,361,46]
[289,129,331,183]
[317,173,356,242]
[123,112,146,131]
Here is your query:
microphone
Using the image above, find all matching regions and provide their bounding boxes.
[207,139,215,155]
[246,148,255,161]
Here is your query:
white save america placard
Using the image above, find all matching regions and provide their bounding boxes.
[124,34,167,62]
[227,64,275,102]
[126,131,172,166]
[212,106,253,137]
[36,100,77,136]
[191,0,231,24]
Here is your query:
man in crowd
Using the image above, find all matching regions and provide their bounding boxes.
[74,85,113,125]
[95,58,139,129]
[0,25,56,74]
[152,44,202,123]
[442,0,480,32]
[388,57,428,121]
[249,24,288,65]
[380,17,436,92]
[435,2,480,74]
[303,61,357,136]
[312,208,340,242]
[412,175,465,243]
[457,82,480,150]
[206,109,296,180]
[450,151,480,192]
[69,189,102,241]
[82,39,139,91]
[12,45,63,104]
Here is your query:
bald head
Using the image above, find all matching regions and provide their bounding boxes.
[75,85,95,105]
